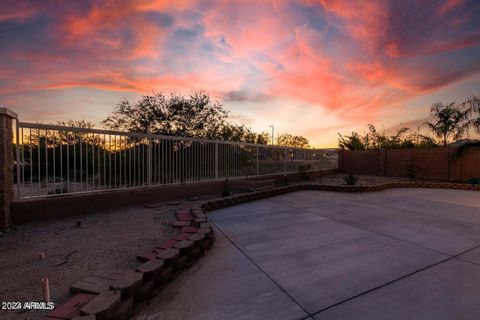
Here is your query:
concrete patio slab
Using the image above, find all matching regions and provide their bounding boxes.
[133,227,308,320]
[211,199,295,220]
[315,259,480,320]
[213,210,447,313]
[457,247,480,265]
[307,205,480,255]
[134,189,480,320]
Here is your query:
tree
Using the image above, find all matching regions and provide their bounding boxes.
[27,120,98,147]
[365,124,415,149]
[338,124,416,150]
[462,96,480,133]
[338,132,366,150]
[411,134,438,148]
[103,91,269,144]
[424,102,470,147]
[218,123,270,144]
[103,91,228,138]
[277,133,310,148]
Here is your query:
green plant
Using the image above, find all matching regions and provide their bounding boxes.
[405,156,417,178]
[343,173,359,185]
[222,176,232,197]
[298,163,312,180]
[48,185,69,195]
[467,177,480,185]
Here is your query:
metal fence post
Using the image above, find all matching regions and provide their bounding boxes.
[215,142,218,179]
[15,120,21,199]
[147,135,152,186]
[256,146,259,176]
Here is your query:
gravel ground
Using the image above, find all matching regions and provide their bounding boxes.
[319,174,425,185]
[0,196,214,320]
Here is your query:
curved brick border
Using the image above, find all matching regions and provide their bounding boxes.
[201,181,480,212]
[44,206,214,320]
[44,181,479,320]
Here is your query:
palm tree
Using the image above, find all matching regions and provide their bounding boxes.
[463,96,480,133]
[424,102,470,147]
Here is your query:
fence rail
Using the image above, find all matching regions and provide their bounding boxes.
[14,122,338,199]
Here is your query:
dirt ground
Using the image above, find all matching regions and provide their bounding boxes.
[319,173,423,186]
[0,195,214,320]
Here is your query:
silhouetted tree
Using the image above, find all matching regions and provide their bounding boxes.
[277,133,310,148]
[338,124,417,150]
[338,132,366,150]
[462,96,480,133]
[103,91,268,144]
[424,102,470,147]
[103,91,227,138]
[218,124,270,144]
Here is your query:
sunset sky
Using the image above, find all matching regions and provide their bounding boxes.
[1,0,480,147]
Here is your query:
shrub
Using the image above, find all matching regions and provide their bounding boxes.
[405,156,417,178]
[343,173,359,185]
[298,163,312,180]
[467,177,480,185]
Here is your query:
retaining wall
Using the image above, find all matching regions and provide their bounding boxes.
[11,169,334,225]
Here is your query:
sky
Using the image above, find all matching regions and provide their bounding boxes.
[1,0,480,147]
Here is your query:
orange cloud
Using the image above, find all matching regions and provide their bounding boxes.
[60,2,169,59]
[1,0,480,145]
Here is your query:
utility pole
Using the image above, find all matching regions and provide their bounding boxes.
[269,125,274,145]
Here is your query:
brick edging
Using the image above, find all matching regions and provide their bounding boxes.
[200,181,480,211]
[44,205,215,320]
[44,181,479,319]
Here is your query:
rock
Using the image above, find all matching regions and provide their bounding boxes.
[48,293,96,319]
[108,271,143,299]
[80,290,121,320]
[156,248,180,267]
[136,259,165,281]
[173,240,194,254]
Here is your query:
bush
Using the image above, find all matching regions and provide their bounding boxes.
[298,163,312,180]
[343,173,359,185]
[467,177,480,185]
[405,156,417,178]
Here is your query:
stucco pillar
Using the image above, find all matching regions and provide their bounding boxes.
[0,108,17,229]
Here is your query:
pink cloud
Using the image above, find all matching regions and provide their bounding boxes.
[1,0,480,144]
[0,1,38,22]
[60,2,170,60]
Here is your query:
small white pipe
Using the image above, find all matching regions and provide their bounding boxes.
[41,278,50,302]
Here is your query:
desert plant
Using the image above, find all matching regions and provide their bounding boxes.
[467,177,480,185]
[343,173,359,185]
[298,163,312,180]
[405,156,417,178]
[222,176,232,197]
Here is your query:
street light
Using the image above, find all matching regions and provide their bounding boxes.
[269,125,274,145]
